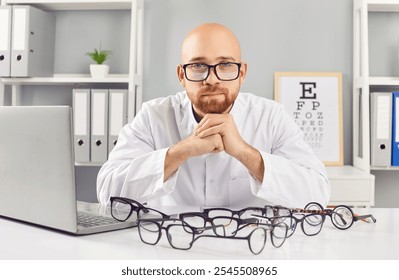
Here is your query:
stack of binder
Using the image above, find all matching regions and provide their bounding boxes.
[73,89,128,164]
[0,5,55,77]
[370,91,399,167]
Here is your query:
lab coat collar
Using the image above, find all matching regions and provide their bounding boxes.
[177,91,197,140]
[228,92,244,129]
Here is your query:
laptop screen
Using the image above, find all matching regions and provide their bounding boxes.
[0,106,78,232]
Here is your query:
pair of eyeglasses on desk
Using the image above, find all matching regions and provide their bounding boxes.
[110,197,288,255]
[255,203,377,236]
[299,202,377,230]
[203,203,377,237]
[137,217,288,255]
[110,197,269,231]
[110,196,174,222]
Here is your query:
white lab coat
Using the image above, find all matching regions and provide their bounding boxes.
[97,91,330,209]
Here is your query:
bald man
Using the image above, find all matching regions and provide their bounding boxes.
[97,23,330,209]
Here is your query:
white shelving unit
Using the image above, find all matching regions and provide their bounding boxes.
[0,0,144,121]
[353,0,399,171]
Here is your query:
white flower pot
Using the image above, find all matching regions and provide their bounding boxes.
[90,64,109,78]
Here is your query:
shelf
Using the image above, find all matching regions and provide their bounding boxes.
[75,162,103,167]
[4,0,133,10]
[1,74,130,85]
[369,76,399,86]
[371,166,399,170]
[325,165,375,179]
[368,0,399,12]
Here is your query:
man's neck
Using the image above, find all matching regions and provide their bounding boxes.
[192,107,203,123]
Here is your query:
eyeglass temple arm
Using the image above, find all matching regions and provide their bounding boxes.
[354,213,377,223]
[230,218,260,235]
[194,224,225,235]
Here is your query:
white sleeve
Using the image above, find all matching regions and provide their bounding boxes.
[248,105,331,208]
[96,104,178,205]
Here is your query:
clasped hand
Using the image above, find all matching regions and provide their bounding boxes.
[190,114,246,158]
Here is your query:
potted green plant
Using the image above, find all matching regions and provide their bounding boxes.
[86,47,112,78]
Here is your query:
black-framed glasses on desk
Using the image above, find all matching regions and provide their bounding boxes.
[137,217,288,255]
[201,206,267,220]
[191,222,288,255]
[263,202,322,218]
[110,197,252,232]
[110,197,172,222]
[254,213,325,238]
[178,212,259,236]
[137,218,222,250]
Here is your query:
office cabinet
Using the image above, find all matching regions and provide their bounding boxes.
[0,0,143,123]
[0,0,143,166]
[326,166,374,207]
[353,0,399,172]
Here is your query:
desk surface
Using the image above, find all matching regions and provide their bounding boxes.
[0,208,398,260]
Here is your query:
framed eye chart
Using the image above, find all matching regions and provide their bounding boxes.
[274,72,343,166]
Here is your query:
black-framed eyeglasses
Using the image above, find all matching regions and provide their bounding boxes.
[179,213,289,248]
[110,196,173,222]
[199,206,267,220]
[178,212,260,237]
[181,62,241,82]
[137,217,221,250]
[191,221,288,255]
[137,217,288,255]
[263,203,322,218]
[254,213,325,238]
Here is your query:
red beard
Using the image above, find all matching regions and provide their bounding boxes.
[191,85,235,114]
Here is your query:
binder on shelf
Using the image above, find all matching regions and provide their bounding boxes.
[11,5,55,77]
[370,92,392,167]
[108,89,128,154]
[73,89,91,163]
[0,6,12,77]
[91,89,109,163]
[392,92,399,166]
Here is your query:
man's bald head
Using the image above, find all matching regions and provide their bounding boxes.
[177,23,247,118]
[181,23,241,64]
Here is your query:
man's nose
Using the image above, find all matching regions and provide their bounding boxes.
[204,67,219,84]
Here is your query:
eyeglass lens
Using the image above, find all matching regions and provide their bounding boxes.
[270,222,288,248]
[111,197,138,221]
[300,214,324,236]
[248,227,267,255]
[111,197,169,222]
[138,220,195,250]
[331,206,354,229]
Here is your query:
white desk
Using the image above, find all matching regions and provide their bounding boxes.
[0,208,397,260]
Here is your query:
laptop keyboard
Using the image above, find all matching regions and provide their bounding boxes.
[77,211,119,228]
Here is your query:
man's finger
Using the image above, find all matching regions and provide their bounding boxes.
[196,116,225,134]
[197,124,224,138]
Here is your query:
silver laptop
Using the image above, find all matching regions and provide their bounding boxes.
[0,106,136,235]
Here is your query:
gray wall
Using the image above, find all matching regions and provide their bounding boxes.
[143,0,353,166]
[5,0,399,206]
[144,0,399,208]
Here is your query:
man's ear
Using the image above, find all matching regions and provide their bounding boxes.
[177,64,186,87]
[239,62,248,84]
